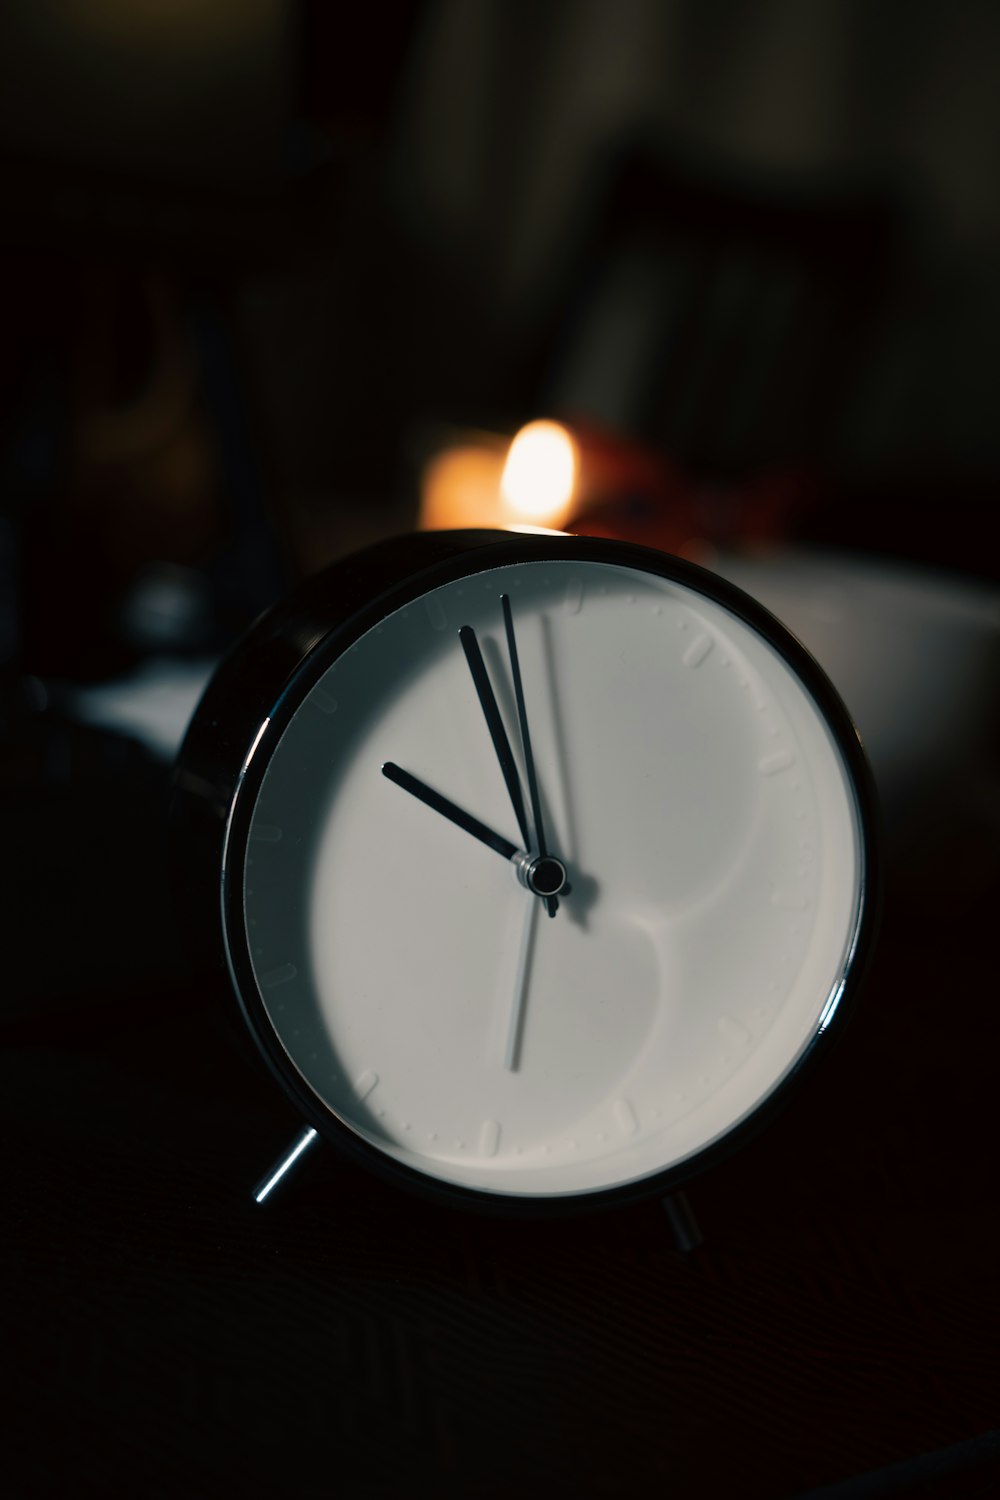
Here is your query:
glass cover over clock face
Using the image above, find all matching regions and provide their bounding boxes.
[229,558,865,1201]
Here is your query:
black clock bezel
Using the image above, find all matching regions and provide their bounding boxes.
[174,529,880,1218]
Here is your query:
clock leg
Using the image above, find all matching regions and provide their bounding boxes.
[252,1125,319,1204]
[662,1189,703,1252]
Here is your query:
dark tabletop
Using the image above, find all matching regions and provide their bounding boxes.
[3,714,998,1499]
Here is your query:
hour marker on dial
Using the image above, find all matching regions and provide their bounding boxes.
[353,1070,378,1101]
[614,1099,638,1136]
[260,963,297,988]
[310,688,338,715]
[564,578,583,613]
[683,633,713,668]
[758,748,795,775]
[479,1119,500,1158]
[250,824,283,843]
[717,1016,751,1048]
[425,596,447,631]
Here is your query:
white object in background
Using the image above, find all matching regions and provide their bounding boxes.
[69,656,215,761]
[714,550,1000,822]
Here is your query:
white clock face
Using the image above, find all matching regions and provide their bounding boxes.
[232,557,866,1200]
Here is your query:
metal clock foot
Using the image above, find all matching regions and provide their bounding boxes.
[253,1125,319,1204]
[662,1189,703,1252]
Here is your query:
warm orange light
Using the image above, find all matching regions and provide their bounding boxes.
[419,442,507,531]
[418,419,579,533]
[500,420,577,528]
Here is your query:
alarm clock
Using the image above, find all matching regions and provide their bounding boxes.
[171,529,878,1214]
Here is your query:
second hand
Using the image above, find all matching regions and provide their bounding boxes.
[502,595,558,917]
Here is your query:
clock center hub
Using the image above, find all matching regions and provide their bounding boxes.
[513,852,568,899]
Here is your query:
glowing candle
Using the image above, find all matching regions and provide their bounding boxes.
[419,420,579,533]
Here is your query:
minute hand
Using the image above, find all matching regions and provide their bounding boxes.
[458,625,531,852]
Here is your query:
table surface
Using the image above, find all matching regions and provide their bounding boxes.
[3,716,998,1498]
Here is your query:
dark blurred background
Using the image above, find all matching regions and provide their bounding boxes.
[3,3,999,1496]
[3,0,1000,670]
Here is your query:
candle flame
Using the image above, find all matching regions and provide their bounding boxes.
[500,420,577,528]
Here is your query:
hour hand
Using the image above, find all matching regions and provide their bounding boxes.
[382,762,518,861]
[382,763,568,901]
